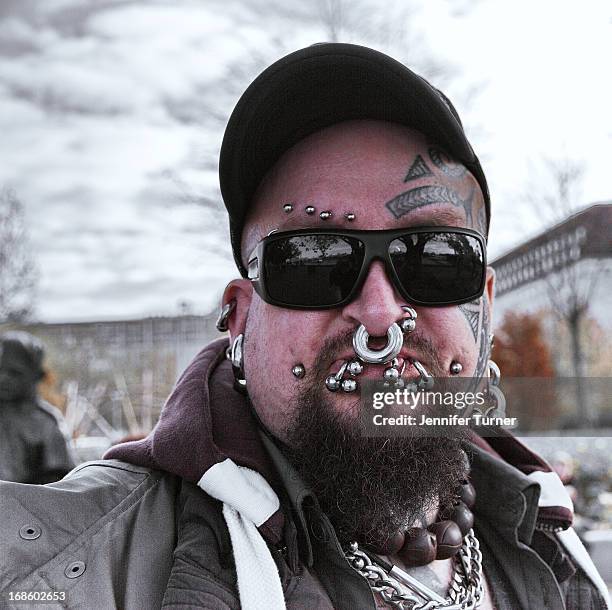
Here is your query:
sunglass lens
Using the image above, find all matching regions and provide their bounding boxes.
[264,235,364,307]
[389,232,484,304]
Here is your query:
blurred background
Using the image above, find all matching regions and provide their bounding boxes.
[0,0,610,584]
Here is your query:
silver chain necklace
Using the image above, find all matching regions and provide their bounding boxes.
[345,529,484,609]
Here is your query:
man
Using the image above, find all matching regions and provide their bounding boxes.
[0,44,608,610]
[0,331,75,484]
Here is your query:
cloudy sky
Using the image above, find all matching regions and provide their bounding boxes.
[1,0,610,322]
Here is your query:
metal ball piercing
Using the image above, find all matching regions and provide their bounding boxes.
[450,361,463,375]
[320,210,333,220]
[305,206,316,215]
[345,212,356,222]
[292,364,306,378]
[325,361,349,392]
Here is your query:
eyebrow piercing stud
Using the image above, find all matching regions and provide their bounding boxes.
[283,203,294,213]
[291,363,306,378]
[320,210,333,220]
[344,212,356,222]
[450,361,463,375]
[305,206,316,215]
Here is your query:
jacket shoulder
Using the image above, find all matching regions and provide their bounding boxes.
[0,459,180,592]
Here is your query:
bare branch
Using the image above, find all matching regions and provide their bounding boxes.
[0,187,38,322]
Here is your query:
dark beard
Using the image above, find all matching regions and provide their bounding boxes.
[283,380,469,552]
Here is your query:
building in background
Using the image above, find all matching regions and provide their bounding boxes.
[1,313,220,459]
[491,202,612,377]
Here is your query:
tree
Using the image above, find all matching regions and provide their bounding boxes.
[492,311,556,430]
[523,156,600,426]
[0,187,37,322]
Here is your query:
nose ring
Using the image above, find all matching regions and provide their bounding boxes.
[352,323,404,364]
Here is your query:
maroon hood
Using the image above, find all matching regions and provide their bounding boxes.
[104,338,284,543]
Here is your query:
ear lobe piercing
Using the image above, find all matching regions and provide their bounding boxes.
[227,334,247,392]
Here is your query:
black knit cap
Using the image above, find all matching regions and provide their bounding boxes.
[219,42,490,276]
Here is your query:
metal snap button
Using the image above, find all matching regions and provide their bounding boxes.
[19,525,41,540]
[64,561,86,578]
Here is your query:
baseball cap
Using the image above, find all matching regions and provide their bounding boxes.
[219,42,490,276]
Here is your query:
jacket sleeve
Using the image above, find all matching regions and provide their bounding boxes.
[0,460,179,610]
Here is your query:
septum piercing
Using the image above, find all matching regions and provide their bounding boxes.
[322,306,433,393]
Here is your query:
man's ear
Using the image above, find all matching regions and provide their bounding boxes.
[485,266,495,323]
[221,279,253,339]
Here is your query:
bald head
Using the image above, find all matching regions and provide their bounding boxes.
[241,120,486,267]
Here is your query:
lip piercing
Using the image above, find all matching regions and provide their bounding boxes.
[347,359,363,376]
[305,206,315,215]
[325,361,349,392]
[383,358,406,387]
[283,203,293,213]
[410,358,434,390]
[450,361,463,375]
[345,212,356,221]
[292,364,306,378]
[320,210,333,220]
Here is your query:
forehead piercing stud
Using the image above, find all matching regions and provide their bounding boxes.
[345,212,356,222]
[283,203,294,213]
[319,210,333,220]
[450,361,463,375]
[291,364,305,378]
[305,206,316,215]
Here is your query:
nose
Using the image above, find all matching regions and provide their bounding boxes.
[341,260,406,336]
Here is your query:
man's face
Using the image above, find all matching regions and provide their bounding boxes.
[230,120,493,443]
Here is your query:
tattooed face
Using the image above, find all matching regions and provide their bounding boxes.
[226,119,494,443]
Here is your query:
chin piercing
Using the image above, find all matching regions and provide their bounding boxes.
[283,203,293,213]
[345,212,356,221]
[305,206,315,215]
[450,361,463,375]
[292,364,305,378]
[320,210,333,220]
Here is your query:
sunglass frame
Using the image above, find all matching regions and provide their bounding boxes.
[247,226,487,310]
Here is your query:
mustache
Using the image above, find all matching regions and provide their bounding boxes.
[310,328,442,379]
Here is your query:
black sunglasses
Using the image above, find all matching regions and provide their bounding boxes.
[247,227,487,310]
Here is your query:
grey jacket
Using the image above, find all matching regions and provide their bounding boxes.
[1,340,609,609]
[0,442,609,609]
